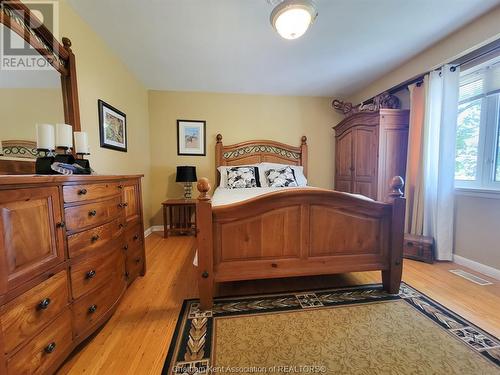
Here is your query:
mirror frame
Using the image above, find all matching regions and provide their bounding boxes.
[0,0,81,174]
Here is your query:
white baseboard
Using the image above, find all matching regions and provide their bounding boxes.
[144,225,164,237]
[453,254,500,281]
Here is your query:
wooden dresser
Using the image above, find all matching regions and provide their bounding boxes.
[333,109,409,201]
[0,175,146,375]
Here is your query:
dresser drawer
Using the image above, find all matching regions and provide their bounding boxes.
[7,308,72,375]
[70,248,124,299]
[67,218,125,259]
[125,223,144,246]
[126,242,145,284]
[1,271,69,354]
[63,182,122,203]
[65,196,122,232]
[72,272,126,338]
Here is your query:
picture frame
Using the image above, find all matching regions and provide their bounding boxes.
[98,99,127,152]
[177,120,206,156]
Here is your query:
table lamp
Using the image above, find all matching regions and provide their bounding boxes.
[176,166,197,199]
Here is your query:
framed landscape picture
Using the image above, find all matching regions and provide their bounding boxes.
[98,99,127,152]
[177,120,206,156]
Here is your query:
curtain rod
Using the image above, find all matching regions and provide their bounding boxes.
[362,39,500,103]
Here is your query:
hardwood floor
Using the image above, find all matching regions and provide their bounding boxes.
[58,232,500,375]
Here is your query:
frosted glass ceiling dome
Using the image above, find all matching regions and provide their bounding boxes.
[270,0,318,40]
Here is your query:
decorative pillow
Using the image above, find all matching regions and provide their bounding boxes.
[226,166,260,189]
[265,166,298,187]
[260,163,307,187]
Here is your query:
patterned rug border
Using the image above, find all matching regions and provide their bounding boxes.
[162,282,500,374]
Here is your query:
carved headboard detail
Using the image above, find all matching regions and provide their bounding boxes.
[215,134,308,185]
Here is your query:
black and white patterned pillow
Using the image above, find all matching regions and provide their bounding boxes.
[265,166,298,187]
[226,166,260,189]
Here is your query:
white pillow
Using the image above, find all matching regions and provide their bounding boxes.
[259,162,307,187]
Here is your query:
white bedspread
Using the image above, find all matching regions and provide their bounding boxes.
[211,186,373,206]
[211,186,309,206]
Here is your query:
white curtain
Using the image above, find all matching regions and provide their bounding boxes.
[421,65,460,260]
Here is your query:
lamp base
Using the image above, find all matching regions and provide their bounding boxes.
[183,183,193,199]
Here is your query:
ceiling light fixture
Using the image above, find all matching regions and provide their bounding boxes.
[269,0,318,40]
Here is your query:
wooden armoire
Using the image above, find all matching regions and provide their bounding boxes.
[333,109,409,201]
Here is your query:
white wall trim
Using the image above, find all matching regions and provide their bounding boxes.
[453,254,500,281]
[144,225,164,237]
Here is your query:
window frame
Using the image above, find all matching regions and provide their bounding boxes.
[455,63,500,192]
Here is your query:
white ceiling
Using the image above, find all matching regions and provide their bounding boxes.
[67,0,500,97]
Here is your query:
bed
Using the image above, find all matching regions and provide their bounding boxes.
[195,134,405,309]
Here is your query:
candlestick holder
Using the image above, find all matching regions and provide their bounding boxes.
[35,149,57,174]
[54,147,75,165]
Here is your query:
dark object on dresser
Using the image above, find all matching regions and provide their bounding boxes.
[333,109,410,201]
[403,234,435,264]
[162,199,197,238]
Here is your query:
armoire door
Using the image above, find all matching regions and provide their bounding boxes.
[0,187,65,291]
[335,130,353,193]
[352,127,378,199]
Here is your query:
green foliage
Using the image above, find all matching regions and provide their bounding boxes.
[455,100,481,180]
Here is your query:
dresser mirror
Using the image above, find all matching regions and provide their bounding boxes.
[0,25,65,162]
[0,0,81,174]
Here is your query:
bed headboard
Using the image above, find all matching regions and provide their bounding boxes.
[215,134,308,185]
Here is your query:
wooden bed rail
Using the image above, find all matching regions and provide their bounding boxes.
[196,177,405,310]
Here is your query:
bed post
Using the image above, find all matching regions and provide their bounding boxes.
[196,178,214,310]
[300,136,308,178]
[382,176,406,294]
[215,134,223,186]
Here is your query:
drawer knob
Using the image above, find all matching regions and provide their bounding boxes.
[56,222,65,228]
[123,244,129,251]
[135,257,141,264]
[37,298,51,310]
[91,234,100,242]
[88,304,98,313]
[44,342,56,354]
[78,188,88,195]
[133,234,139,241]
[119,223,125,229]
[89,210,97,217]
[86,270,96,279]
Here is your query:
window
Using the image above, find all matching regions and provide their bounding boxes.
[455,57,500,190]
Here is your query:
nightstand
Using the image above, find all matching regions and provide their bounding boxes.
[162,199,197,238]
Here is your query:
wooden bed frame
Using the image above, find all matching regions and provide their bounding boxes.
[196,134,405,309]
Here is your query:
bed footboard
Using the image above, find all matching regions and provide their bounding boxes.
[196,177,405,310]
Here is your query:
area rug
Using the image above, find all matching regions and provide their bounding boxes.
[163,283,500,374]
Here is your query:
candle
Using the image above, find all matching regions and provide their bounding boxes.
[56,123,73,149]
[74,131,89,154]
[36,124,55,150]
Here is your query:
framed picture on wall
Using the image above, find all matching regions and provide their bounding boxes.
[98,99,127,152]
[177,120,206,156]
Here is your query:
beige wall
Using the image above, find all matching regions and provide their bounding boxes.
[0,88,64,140]
[455,195,500,270]
[60,1,152,224]
[148,91,340,225]
[348,5,500,104]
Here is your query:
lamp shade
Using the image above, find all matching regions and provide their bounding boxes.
[176,166,197,183]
